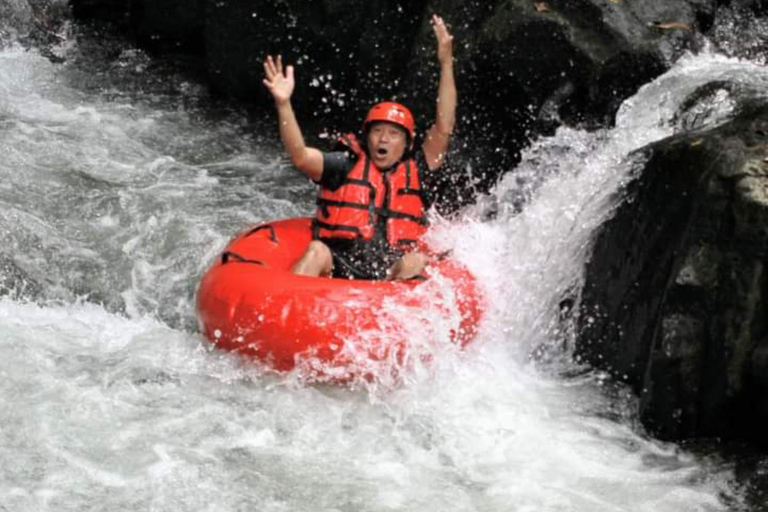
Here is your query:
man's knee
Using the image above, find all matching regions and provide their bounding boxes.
[305,240,333,275]
[406,251,429,267]
[291,240,333,276]
[388,250,428,280]
[305,240,332,263]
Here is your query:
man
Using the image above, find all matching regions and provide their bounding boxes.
[263,14,455,280]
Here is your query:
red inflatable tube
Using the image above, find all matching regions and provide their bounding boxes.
[196,218,484,380]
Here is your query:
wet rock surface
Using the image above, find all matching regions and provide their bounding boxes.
[1,0,70,60]
[68,0,716,211]
[578,99,768,446]
[0,254,42,301]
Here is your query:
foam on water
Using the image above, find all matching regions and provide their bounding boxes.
[0,37,758,511]
[0,297,736,511]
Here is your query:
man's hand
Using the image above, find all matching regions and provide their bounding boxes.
[263,55,294,105]
[432,14,453,66]
[423,14,457,170]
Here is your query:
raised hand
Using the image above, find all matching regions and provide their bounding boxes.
[263,55,294,105]
[431,14,453,65]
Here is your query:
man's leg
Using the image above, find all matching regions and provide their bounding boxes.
[387,251,429,281]
[291,240,333,277]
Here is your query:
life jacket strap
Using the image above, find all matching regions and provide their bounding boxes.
[317,198,381,212]
[381,210,429,224]
[312,220,367,238]
[396,188,423,196]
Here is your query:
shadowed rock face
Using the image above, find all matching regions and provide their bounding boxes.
[67,0,716,212]
[578,100,768,446]
[1,0,69,47]
[0,254,42,301]
[1,0,34,39]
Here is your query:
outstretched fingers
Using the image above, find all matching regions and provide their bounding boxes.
[431,14,452,42]
[431,14,442,33]
[262,54,295,103]
[263,55,288,91]
[263,56,274,83]
[263,55,279,80]
[431,14,454,64]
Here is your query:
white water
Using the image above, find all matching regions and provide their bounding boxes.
[0,34,760,510]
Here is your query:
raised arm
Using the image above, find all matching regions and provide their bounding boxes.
[263,55,324,181]
[422,14,456,171]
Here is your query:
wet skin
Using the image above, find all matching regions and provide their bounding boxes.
[367,122,409,169]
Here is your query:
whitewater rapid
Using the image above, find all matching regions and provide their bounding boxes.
[0,33,757,510]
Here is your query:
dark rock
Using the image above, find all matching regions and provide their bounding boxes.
[68,0,717,213]
[578,100,768,446]
[204,1,427,130]
[69,0,132,26]
[1,0,34,40]
[708,5,768,63]
[2,0,71,62]
[730,0,768,17]
[0,254,42,301]
[132,0,206,53]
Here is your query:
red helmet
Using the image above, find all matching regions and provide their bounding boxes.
[363,102,415,140]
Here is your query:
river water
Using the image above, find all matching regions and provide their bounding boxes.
[0,18,766,512]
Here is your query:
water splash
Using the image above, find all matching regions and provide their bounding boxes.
[0,34,755,511]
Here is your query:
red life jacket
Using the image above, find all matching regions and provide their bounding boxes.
[313,133,428,249]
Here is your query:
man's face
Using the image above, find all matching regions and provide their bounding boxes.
[366,122,408,169]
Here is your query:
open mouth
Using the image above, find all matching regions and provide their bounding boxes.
[376,147,389,156]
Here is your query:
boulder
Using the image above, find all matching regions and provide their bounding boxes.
[69,0,132,27]
[578,99,768,445]
[68,0,718,211]
[204,0,426,128]
[133,0,205,52]
[0,254,42,301]
[708,4,768,63]
[1,0,70,57]
[1,0,35,43]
